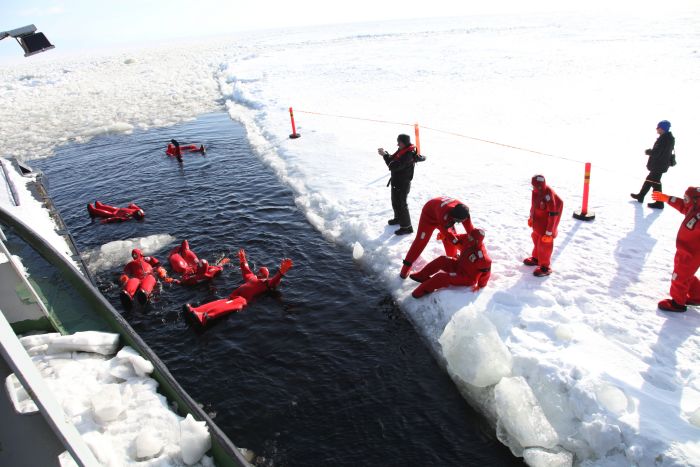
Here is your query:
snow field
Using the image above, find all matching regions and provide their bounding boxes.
[9,331,214,466]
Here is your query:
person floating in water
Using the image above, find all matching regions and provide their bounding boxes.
[120,248,167,309]
[87,200,144,223]
[184,249,293,325]
[166,139,205,163]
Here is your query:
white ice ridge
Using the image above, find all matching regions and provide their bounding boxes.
[81,233,175,274]
[13,332,214,466]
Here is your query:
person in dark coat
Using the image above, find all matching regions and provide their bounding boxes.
[630,120,675,209]
[377,134,425,235]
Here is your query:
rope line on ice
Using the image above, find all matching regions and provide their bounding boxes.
[291,108,586,165]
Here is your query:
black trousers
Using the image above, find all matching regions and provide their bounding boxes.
[638,170,663,199]
[391,181,412,228]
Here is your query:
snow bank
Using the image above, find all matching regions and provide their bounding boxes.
[81,233,175,274]
[13,332,214,466]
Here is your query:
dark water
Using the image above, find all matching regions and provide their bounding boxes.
[34,113,520,466]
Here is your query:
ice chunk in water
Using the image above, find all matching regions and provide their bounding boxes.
[439,307,512,387]
[91,384,123,423]
[494,376,559,449]
[116,346,154,376]
[523,447,573,467]
[180,414,212,465]
[47,331,119,355]
[352,242,364,260]
[135,426,164,460]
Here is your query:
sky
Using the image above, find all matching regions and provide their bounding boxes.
[1,0,698,64]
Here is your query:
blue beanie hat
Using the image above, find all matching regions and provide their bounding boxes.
[657,120,671,132]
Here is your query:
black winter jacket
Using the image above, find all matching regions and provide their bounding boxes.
[646,132,675,173]
[384,148,418,186]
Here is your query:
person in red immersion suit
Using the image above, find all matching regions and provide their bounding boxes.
[523,175,563,277]
[184,249,293,325]
[651,187,700,312]
[409,228,491,298]
[179,259,224,286]
[400,196,474,279]
[119,248,166,308]
[169,240,200,275]
[87,201,145,223]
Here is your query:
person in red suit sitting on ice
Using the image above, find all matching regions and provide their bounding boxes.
[120,248,165,308]
[184,249,293,325]
[523,175,563,277]
[409,227,492,298]
[650,187,700,312]
[399,196,474,279]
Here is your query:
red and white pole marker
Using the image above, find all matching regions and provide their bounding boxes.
[414,123,421,155]
[573,162,595,221]
[289,107,301,139]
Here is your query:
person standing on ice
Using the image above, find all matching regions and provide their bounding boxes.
[410,228,491,298]
[524,175,563,277]
[184,249,293,325]
[630,120,675,209]
[377,133,425,236]
[649,187,700,312]
[399,196,473,279]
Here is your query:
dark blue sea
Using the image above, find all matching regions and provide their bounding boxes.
[34,113,521,466]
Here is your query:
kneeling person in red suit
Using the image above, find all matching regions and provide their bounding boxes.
[410,228,491,298]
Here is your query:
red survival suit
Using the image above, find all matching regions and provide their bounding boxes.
[653,187,700,312]
[166,140,205,160]
[184,249,293,326]
[524,175,563,276]
[168,240,224,285]
[410,228,491,298]
[87,201,145,223]
[119,249,164,308]
[400,196,474,278]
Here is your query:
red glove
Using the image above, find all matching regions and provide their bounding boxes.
[156,267,167,279]
[218,257,230,266]
[444,231,458,245]
[280,258,293,274]
[651,191,670,203]
[436,232,444,241]
[541,234,553,244]
[528,218,533,227]
[119,274,128,285]
[238,249,246,263]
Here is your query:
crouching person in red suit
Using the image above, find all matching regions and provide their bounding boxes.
[523,175,563,277]
[400,196,474,279]
[651,187,700,312]
[120,249,165,308]
[184,249,293,325]
[409,228,491,298]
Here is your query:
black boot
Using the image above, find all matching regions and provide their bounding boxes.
[387,218,400,225]
[647,201,664,209]
[630,193,643,203]
[395,226,413,235]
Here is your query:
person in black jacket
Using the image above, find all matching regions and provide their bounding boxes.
[631,120,675,209]
[378,134,424,235]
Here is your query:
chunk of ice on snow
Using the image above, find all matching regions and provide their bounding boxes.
[47,331,119,356]
[439,307,512,387]
[595,384,628,415]
[91,384,123,423]
[20,332,61,349]
[82,431,116,465]
[180,414,212,465]
[523,447,573,467]
[135,426,164,460]
[116,346,154,376]
[352,242,364,260]
[494,376,559,449]
[554,324,574,342]
[690,407,700,428]
[57,451,78,467]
